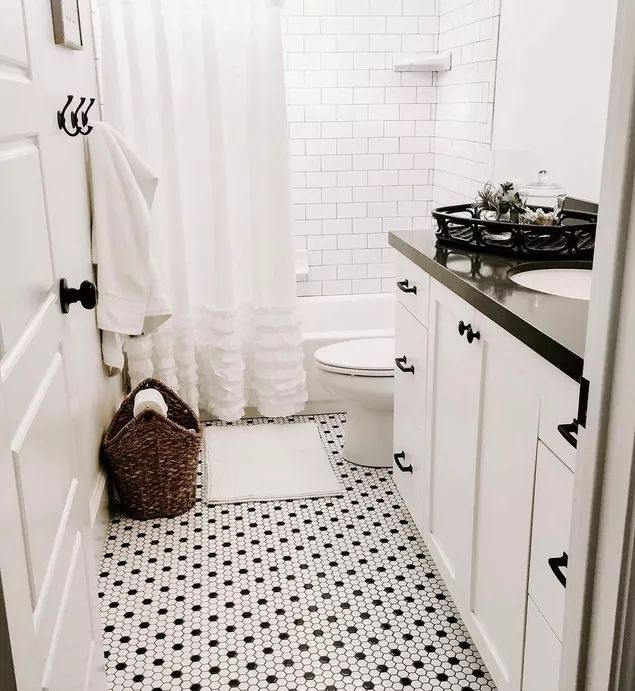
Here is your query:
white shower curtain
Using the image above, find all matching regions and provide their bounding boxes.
[97,0,307,421]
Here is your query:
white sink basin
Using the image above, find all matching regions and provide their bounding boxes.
[508,266,593,301]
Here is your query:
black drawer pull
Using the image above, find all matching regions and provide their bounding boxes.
[394,452,413,473]
[396,278,417,294]
[458,320,469,336]
[395,356,415,374]
[558,419,579,449]
[548,551,568,588]
[466,326,481,344]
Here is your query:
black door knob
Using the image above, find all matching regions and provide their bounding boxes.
[59,278,98,313]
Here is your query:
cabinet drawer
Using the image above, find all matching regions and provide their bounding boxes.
[395,254,430,327]
[529,442,574,640]
[538,370,579,472]
[522,596,562,691]
[394,303,428,433]
[393,410,426,534]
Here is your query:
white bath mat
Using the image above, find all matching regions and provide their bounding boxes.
[205,421,343,504]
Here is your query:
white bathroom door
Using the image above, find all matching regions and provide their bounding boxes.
[0,1,114,690]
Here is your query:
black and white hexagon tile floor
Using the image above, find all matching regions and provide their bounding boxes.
[99,414,496,691]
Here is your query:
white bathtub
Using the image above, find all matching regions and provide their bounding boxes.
[299,293,395,410]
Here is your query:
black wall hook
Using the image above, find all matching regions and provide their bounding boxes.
[80,98,95,134]
[57,94,76,135]
[70,96,86,131]
[57,94,95,137]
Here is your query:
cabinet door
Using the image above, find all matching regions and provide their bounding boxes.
[396,254,431,327]
[394,303,428,433]
[465,313,541,691]
[529,442,574,640]
[393,303,428,533]
[523,597,562,691]
[393,412,427,533]
[423,280,479,596]
[538,372,579,472]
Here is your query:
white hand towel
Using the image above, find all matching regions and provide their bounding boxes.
[88,122,172,372]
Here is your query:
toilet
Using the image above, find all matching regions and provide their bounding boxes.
[314,337,394,468]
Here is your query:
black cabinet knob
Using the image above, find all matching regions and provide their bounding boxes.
[396,278,417,294]
[459,321,480,343]
[466,327,481,344]
[59,278,98,314]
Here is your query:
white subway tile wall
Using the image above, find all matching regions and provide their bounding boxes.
[283,0,439,296]
[284,0,500,296]
[432,0,501,207]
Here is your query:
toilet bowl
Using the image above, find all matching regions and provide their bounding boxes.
[314,337,394,468]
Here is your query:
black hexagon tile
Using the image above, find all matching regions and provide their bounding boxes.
[99,413,496,691]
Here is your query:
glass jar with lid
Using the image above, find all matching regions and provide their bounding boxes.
[519,170,566,210]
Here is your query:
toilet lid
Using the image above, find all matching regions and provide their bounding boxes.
[315,337,395,376]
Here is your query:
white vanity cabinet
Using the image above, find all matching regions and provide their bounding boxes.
[423,280,479,595]
[425,280,541,690]
[392,255,579,691]
[521,442,575,690]
[392,258,430,533]
[522,597,563,691]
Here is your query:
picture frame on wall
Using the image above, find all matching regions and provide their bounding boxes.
[50,0,83,50]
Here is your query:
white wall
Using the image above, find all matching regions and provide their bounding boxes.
[282,0,438,297]
[432,0,501,207]
[283,0,617,297]
[492,0,617,202]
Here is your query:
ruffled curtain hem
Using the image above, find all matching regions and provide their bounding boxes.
[124,304,307,422]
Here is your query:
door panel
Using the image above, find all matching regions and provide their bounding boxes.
[394,303,427,433]
[538,371,579,472]
[11,353,76,602]
[467,316,540,691]
[0,143,54,358]
[0,0,27,70]
[396,254,431,327]
[529,442,574,640]
[0,1,112,689]
[42,534,96,691]
[393,412,427,534]
[424,280,479,593]
[523,596,562,691]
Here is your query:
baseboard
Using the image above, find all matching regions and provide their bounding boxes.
[200,402,347,423]
[89,470,109,563]
[89,469,107,527]
[301,401,347,415]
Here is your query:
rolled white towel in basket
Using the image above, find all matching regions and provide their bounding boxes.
[133,388,168,418]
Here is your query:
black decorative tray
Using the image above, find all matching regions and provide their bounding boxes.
[432,203,597,259]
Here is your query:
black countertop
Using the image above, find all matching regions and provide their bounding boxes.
[389,231,589,381]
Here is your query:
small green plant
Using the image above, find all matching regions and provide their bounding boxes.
[473,181,526,222]
[497,182,526,223]
[473,181,500,216]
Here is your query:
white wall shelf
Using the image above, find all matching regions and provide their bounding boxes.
[393,51,452,72]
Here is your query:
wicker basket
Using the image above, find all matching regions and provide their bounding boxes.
[103,378,201,520]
